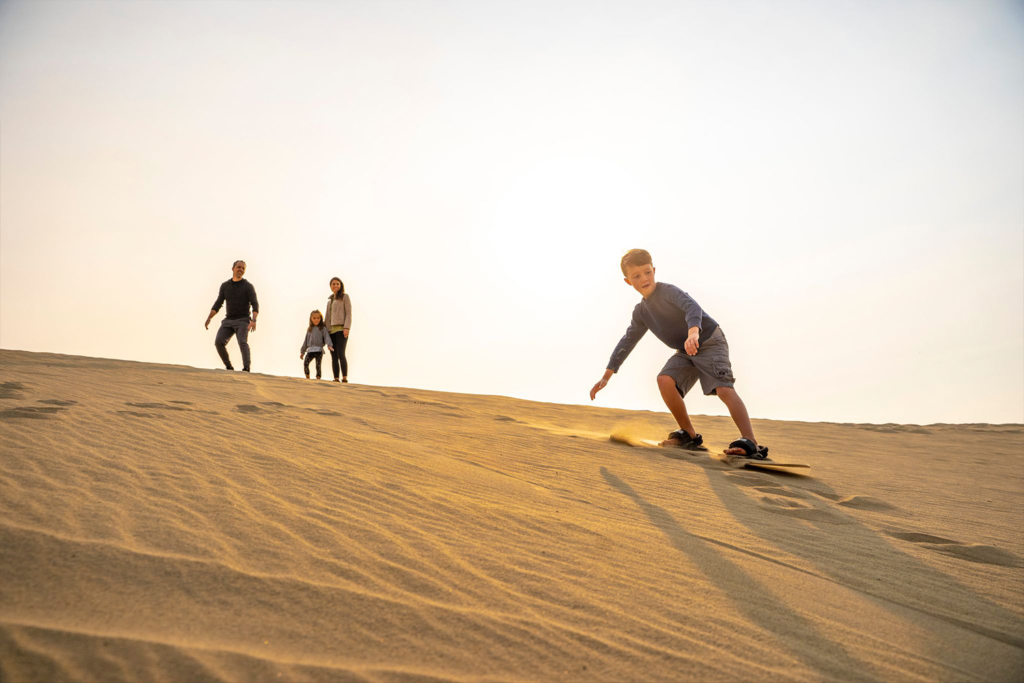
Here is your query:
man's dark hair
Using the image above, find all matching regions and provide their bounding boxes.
[233,260,246,268]
[620,249,652,276]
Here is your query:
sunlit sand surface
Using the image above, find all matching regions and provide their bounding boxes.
[1,349,1022,682]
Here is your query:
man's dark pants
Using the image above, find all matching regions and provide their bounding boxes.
[215,318,251,370]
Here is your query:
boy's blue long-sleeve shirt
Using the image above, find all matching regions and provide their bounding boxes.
[607,282,719,372]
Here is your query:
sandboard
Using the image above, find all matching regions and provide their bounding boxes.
[711,452,810,472]
[633,438,810,472]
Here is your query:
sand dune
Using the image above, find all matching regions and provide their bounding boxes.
[1,349,1022,682]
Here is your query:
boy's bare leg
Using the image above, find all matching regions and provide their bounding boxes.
[716,386,757,451]
[657,375,696,437]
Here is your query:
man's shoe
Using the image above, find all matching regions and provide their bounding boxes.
[242,368,250,372]
[304,371,310,379]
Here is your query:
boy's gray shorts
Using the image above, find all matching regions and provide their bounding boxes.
[659,326,735,397]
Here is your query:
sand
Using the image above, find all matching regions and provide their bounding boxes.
[1,349,1022,682]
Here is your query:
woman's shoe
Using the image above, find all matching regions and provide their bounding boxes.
[342,378,349,383]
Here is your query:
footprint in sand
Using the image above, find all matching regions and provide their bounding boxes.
[760,496,812,510]
[236,404,262,413]
[304,407,342,416]
[756,487,807,500]
[0,381,27,399]
[115,410,166,419]
[119,401,217,416]
[885,531,1024,567]
[761,505,854,525]
[0,405,67,420]
[836,495,897,512]
[724,472,784,488]
[37,399,77,406]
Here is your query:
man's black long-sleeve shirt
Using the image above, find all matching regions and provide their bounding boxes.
[212,279,259,320]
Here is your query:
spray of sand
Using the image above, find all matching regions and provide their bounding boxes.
[609,427,651,447]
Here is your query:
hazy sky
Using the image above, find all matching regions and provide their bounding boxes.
[2,0,1022,425]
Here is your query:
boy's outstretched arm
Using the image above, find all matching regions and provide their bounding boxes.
[590,369,614,400]
[595,312,648,400]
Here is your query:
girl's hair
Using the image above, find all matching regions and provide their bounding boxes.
[329,277,345,299]
[308,309,326,332]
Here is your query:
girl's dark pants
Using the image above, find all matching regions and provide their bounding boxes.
[303,351,323,378]
[330,331,348,379]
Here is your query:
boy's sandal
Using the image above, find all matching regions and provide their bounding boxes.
[727,438,769,460]
[665,431,707,451]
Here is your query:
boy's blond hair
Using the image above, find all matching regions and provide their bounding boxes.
[620,249,653,276]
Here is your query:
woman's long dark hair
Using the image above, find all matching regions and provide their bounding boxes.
[329,277,344,300]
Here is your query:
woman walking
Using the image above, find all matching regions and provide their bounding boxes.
[326,277,352,383]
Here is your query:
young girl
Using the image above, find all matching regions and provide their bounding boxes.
[300,310,333,379]
[325,277,352,383]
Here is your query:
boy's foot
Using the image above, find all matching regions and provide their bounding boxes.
[724,438,769,460]
[663,430,707,451]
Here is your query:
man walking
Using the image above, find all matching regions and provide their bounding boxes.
[205,260,259,371]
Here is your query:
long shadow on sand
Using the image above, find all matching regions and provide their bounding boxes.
[696,465,1024,657]
[601,467,885,682]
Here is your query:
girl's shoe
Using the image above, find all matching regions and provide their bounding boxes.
[342,378,349,383]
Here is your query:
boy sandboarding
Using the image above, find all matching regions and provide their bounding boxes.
[590,249,769,462]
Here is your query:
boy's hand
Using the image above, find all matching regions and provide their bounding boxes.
[590,370,614,400]
[684,330,700,356]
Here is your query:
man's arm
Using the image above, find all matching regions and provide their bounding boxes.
[206,283,225,329]
[248,283,259,332]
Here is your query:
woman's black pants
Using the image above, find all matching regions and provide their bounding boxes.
[330,331,349,379]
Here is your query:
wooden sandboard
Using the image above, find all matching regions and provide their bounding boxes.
[628,438,810,472]
[712,452,810,472]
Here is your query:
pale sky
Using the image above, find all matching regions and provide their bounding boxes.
[1,0,1022,425]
